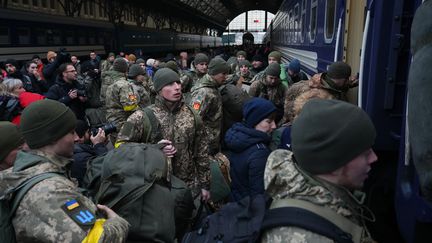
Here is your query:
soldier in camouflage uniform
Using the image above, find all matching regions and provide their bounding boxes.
[117,68,211,200]
[0,99,129,242]
[283,61,356,124]
[227,59,255,92]
[128,64,151,109]
[249,62,287,122]
[189,57,229,155]
[251,51,288,87]
[100,52,115,74]
[261,99,377,243]
[105,58,138,137]
[100,57,128,106]
[180,53,209,93]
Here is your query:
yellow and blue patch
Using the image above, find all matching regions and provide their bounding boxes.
[65,199,79,210]
[62,198,96,231]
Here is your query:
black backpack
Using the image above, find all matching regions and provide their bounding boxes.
[182,195,363,243]
[0,95,21,121]
[0,172,59,243]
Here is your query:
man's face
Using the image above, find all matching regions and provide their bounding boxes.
[108,56,115,63]
[255,118,276,134]
[237,55,246,61]
[160,81,182,102]
[338,148,377,189]
[5,63,16,74]
[252,60,263,69]
[212,72,228,85]
[195,62,208,74]
[136,74,146,83]
[71,56,78,64]
[239,65,249,75]
[265,75,280,87]
[268,57,279,64]
[138,63,145,69]
[62,65,77,83]
[53,130,79,158]
[90,52,96,60]
[153,60,160,68]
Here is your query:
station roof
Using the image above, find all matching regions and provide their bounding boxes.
[140,0,282,31]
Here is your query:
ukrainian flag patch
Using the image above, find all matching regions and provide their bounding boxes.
[65,199,79,210]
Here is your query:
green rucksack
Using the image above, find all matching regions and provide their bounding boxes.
[0,172,59,243]
[94,143,191,242]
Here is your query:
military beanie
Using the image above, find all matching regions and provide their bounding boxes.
[243,98,277,128]
[20,99,77,149]
[266,63,281,77]
[238,60,251,67]
[236,50,247,57]
[208,57,229,75]
[268,51,282,62]
[165,60,179,73]
[108,52,115,58]
[291,99,376,175]
[113,58,128,73]
[153,68,180,91]
[136,58,145,64]
[194,53,209,65]
[288,59,301,73]
[0,122,24,162]
[128,64,146,78]
[327,61,351,79]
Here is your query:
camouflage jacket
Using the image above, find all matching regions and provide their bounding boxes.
[261,149,375,243]
[130,79,151,109]
[117,95,210,190]
[100,60,113,74]
[248,75,287,110]
[180,69,205,94]
[283,73,348,123]
[105,77,138,132]
[189,74,223,155]
[251,64,288,87]
[0,150,129,243]
[100,70,125,106]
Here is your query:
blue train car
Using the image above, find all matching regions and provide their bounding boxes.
[269,0,430,242]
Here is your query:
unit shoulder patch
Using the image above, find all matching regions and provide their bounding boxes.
[61,199,96,231]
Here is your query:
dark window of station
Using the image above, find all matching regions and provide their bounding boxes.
[78,32,87,45]
[65,30,75,45]
[89,2,95,16]
[17,28,30,45]
[32,0,38,6]
[46,29,61,45]
[35,29,46,45]
[310,0,318,43]
[325,0,336,42]
[98,33,105,45]
[22,0,29,5]
[88,31,96,45]
[0,27,10,45]
[41,0,47,8]
[50,0,55,9]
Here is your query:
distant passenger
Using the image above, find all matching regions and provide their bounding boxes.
[180,53,209,93]
[43,50,70,87]
[283,61,356,123]
[89,51,100,72]
[236,50,247,62]
[4,59,24,82]
[127,54,136,65]
[262,99,377,243]
[100,57,128,106]
[22,60,48,95]
[250,54,266,77]
[128,64,151,108]
[71,55,81,76]
[249,62,287,123]
[286,59,308,84]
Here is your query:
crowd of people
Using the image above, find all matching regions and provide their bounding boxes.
[0,44,377,242]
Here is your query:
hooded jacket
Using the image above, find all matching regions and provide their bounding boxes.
[224,122,272,201]
[261,149,375,243]
[0,150,129,242]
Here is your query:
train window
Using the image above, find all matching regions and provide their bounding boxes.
[22,0,29,5]
[65,30,75,45]
[32,0,37,7]
[309,0,318,43]
[324,0,336,43]
[301,0,306,43]
[35,29,46,45]
[294,4,299,43]
[288,10,293,44]
[41,0,47,8]
[17,28,30,45]
[89,2,95,16]
[50,0,55,9]
[0,27,10,45]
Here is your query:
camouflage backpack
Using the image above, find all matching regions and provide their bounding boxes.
[0,172,59,243]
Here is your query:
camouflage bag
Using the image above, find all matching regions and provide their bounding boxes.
[0,172,59,243]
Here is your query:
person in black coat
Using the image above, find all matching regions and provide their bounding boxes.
[72,120,108,187]
[45,63,88,120]
[224,97,277,201]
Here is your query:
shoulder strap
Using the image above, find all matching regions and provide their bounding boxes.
[185,105,202,159]
[143,106,163,142]
[9,172,61,218]
[266,198,363,243]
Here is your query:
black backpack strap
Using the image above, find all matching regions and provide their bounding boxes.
[143,106,163,142]
[9,172,61,218]
[261,207,354,243]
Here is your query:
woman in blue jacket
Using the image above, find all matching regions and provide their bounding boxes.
[224,97,277,201]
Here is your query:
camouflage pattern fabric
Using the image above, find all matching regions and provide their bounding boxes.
[0,150,129,243]
[180,70,205,94]
[100,70,124,106]
[189,74,223,155]
[117,95,210,190]
[100,60,113,74]
[248,75,287,111]
[105,76,139,133]
[130,79,151,109]
[261,149,376,243]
